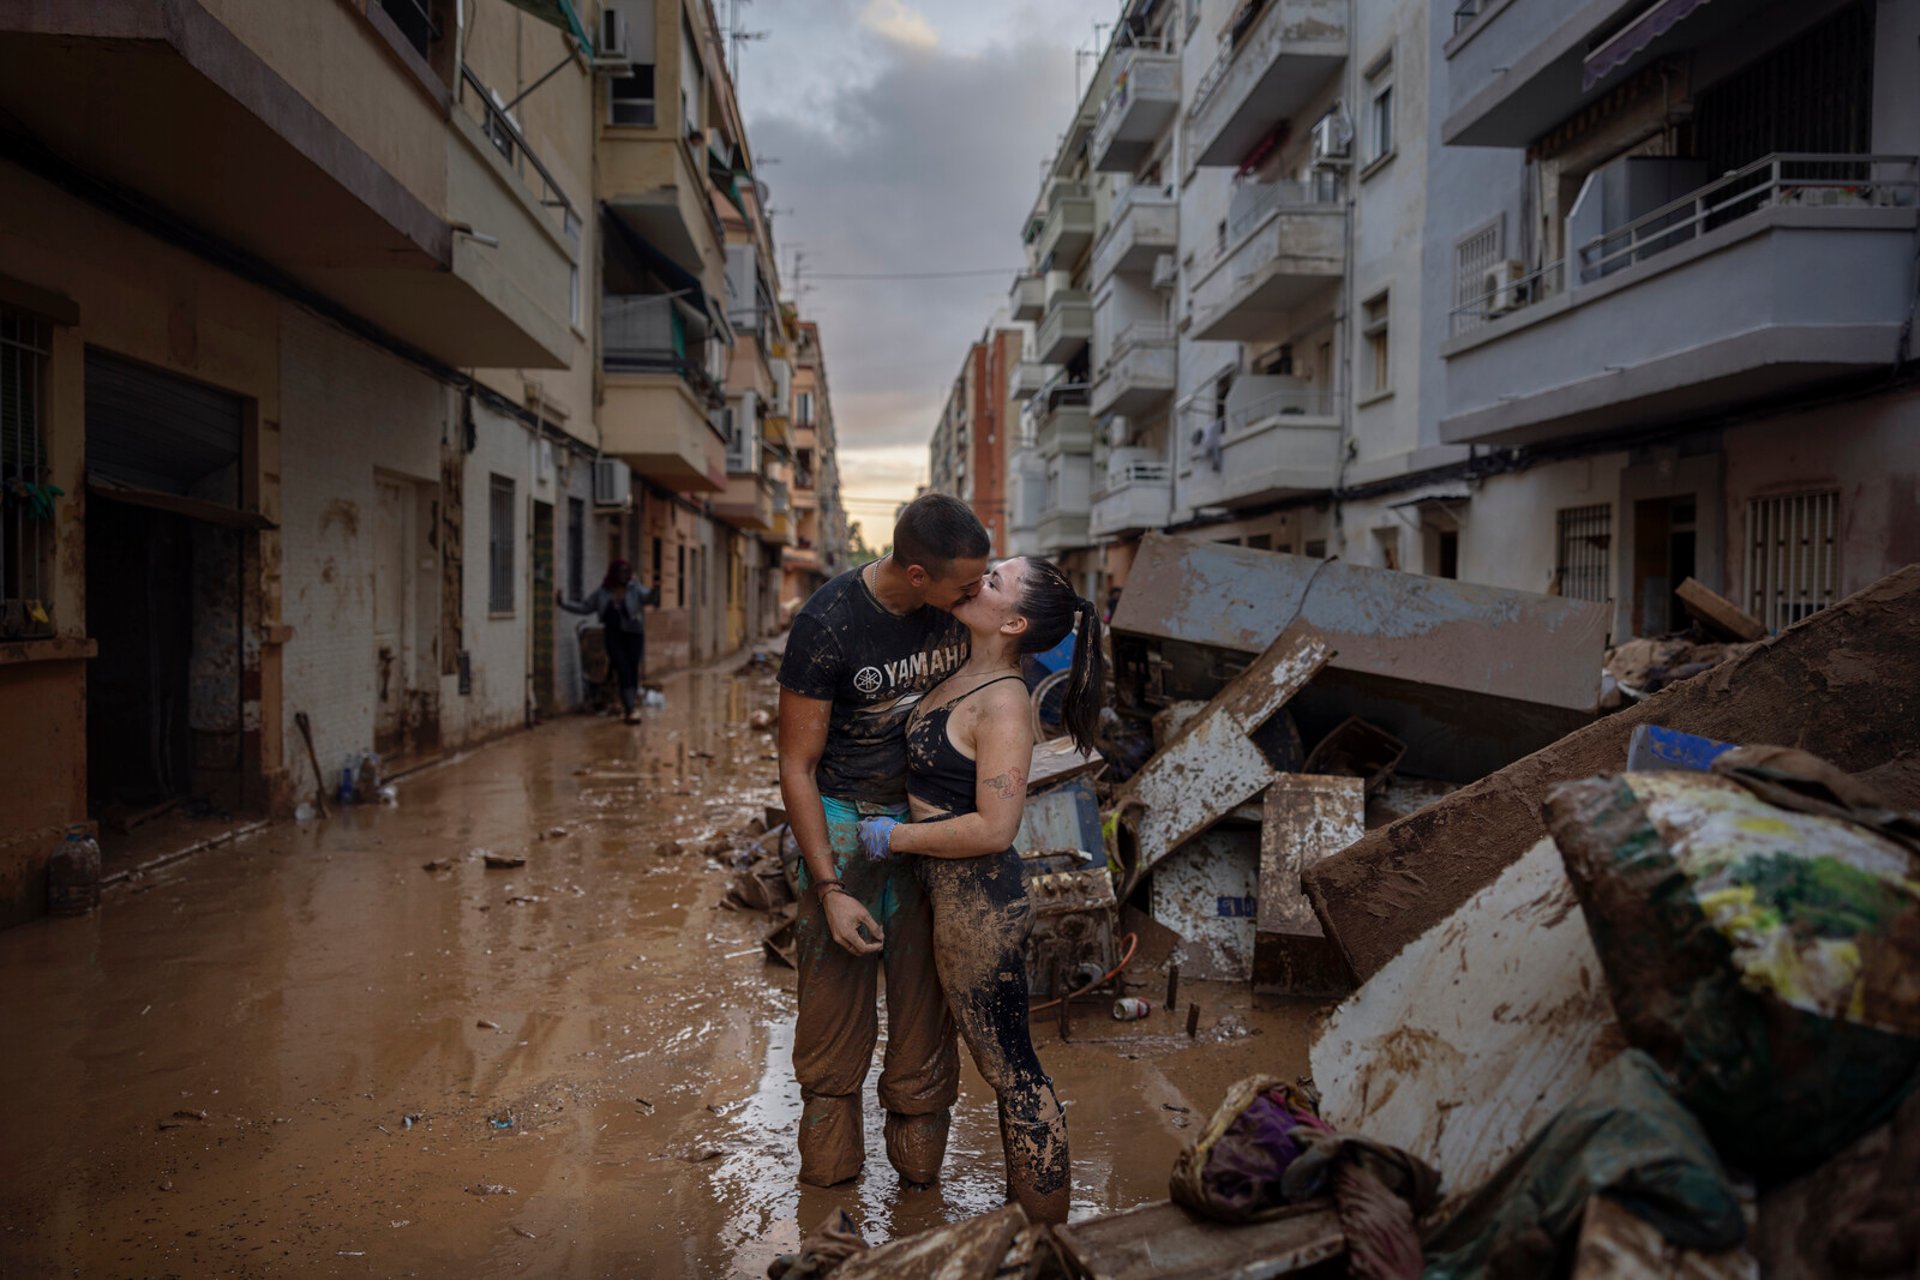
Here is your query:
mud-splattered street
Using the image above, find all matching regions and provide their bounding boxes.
[0,660,1320,1279]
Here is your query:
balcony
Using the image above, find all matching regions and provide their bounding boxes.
[1444,0,1737,148]
[1093,187,1179,284]
[1091,322,1177,418]
[1011,361,1050,401]
[1037,290,1094,364]
[1033,186,1097,267]
[1033,379,1094,458]
[1187,0,1348,169]
[600,125,726,279]
[1039,449,1094,553]
[1190,181,1343,342]
[715,474,775,532]
[1178,380,1342,509]
[1440,154,1920,448]
[1090,45,1181,174]
[1010,273,1045,322]
[0,8,576,367]
[1090,452,1174,539]
[602,299,729,493]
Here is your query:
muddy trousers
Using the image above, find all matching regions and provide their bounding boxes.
[792,797,959,1187]
[919,849,1071,1224]
[604,628,643,714]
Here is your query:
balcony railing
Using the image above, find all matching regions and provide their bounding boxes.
[1113,318,1175,358]
[1449,153,1920,334]
[460,64,578,229]
[1095,460,1172,498]
[602,298,724,405]
[1227,386,1338,436]
[1201,179,1340,274]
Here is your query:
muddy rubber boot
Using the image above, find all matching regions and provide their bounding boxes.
[884,1109,950,1187]
[797,1092,864,1187]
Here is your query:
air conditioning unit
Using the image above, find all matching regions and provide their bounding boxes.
[1150,254,1177,290]
[593,457,631,508]
[1310,110,1353,165]
[594,9,634,74]
[1482,260,1529,316]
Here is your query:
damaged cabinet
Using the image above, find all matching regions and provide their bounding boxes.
[1253,775,1364,997]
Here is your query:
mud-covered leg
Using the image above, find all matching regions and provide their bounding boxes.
[876,823,958,1185]
[926,851,1071,1224]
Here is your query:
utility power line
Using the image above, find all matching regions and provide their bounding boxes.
[806,267,1025,281]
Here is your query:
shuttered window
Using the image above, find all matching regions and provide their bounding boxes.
[489,474,515,614]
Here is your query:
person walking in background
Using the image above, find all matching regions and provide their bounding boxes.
[855,556,1102,1224]
[557,559,659,724]
[776,494,990,1190]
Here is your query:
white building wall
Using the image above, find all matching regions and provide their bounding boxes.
[277,307,448,783]
[448,400,536,745]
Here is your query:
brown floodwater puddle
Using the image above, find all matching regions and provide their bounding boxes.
[0,663,1326,1278]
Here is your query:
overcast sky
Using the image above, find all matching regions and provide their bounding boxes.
[733,0,1117,534]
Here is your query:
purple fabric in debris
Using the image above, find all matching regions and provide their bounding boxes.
[1200,1088,1336,1216]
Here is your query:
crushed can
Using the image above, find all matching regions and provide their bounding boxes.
[48,825,101,917]
[1112,997,1152,1021]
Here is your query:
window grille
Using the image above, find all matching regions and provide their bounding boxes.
[2,307,51,625]
[488,475,515,613]
[1746,491,1838,632]
[1555,504,1611,603]
[1453,219,1503,335]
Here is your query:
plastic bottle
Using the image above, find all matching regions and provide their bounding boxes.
[1112,997,1152,1021]
[47,826,101,917]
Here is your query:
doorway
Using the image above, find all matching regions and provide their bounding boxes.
[1632,495,1697,636]
[83,351,248,826]
[531,500,555,717]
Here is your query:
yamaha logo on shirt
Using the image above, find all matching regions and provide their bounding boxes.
[854,666,883,694]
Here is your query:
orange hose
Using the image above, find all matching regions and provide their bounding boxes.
[1028,931,1140,1014]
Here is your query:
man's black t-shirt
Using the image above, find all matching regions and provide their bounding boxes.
[778,567,969,804]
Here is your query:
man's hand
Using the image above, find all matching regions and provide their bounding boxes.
[822,890,884,956]
[855,817,897,861]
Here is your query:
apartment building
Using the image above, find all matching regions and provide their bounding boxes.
[931,330,1023,553]
[954,0,1916,648]
[0,0,837,925]
[782,319,850,614]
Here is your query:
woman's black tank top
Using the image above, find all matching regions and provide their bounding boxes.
[905,675,1025,814]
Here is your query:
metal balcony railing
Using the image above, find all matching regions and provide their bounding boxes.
[459,64,579,228]
[1448,153,1920,334]
[1094,460,1172,500]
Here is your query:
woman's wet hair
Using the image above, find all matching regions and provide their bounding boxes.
[1015,558,1106,755]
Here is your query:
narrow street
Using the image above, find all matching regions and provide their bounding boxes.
[0,658,1315,1279]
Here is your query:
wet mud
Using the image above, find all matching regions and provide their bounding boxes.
[0,662,1326,1278]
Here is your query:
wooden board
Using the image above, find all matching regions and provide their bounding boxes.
[1676,576,1768,643]
[1253,775,1365,997]
[1050,1198,1344,1280]
[1308,836,1624,1205]
[831,1203,1026,1280]
[1117,629,1332,870]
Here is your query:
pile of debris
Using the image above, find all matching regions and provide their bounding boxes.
[1601,576,1769,701]
[769,564,1920,1279]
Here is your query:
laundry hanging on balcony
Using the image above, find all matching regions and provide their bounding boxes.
[1583,0,1713,91]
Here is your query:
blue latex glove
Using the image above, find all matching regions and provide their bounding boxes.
[855,816,898,861]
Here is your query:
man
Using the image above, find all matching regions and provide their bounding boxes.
[777,494,991,1188]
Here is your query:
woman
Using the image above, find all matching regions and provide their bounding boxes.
[855,556,1103,1225]
[557,559,659,723]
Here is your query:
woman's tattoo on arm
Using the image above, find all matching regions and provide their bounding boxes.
[983,766,1027,803]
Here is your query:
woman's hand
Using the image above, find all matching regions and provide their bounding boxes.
[855,817,897,861]
[822,889,884,955]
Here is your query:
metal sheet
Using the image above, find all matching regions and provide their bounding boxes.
[1015,778,1101,855]
[1151,828,1260,982]
[1116,628,1330,869]
[1052,1198,1344,1280]
[1113,533,1609,713]
[1308,837,1623,1205]
[1253,775,1363,996]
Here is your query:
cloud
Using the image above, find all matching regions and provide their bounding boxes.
[859,0,940,51]
[736,1,1109,506]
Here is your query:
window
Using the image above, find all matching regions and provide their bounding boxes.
[651,535,664,590]
[381,0,438,59]
[566,497,585,600]
[1453,218,1504,334]
[488,474,515,614]
[1362,293,1391,395]
[564,210,583,328]
[2,307,51,628]
[1364,58,1395,167]
[1555,504,1612,603]
[1746,491,1838,631]
[609,64,657,127]
[676,543,687,607]
[797,391,815,425]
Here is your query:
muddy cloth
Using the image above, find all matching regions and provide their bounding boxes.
[1545,771,1920,1183]
[792,796,958,1187]
[1170,1077,1333,1223]
[1423,1050,1747,1280]
[778,568,968,805]
[767,1208,866,1279]
[918,848,1071,1224]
